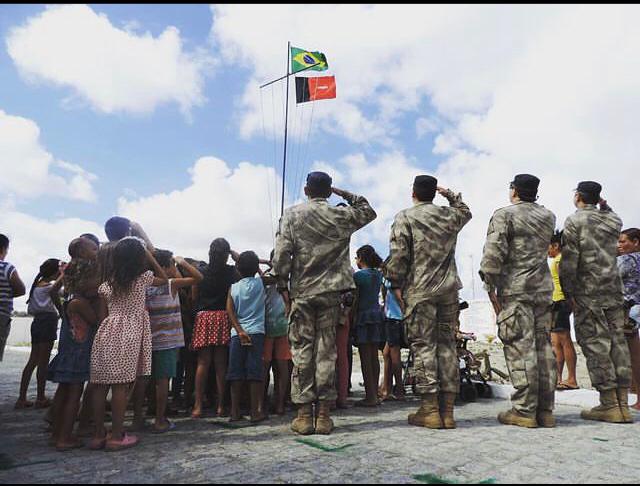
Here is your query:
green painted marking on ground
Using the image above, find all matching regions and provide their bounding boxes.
[294,438,355,452]
[413,474,497,484]
[593,437,609,442]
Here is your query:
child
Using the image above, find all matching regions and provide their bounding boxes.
[146,250,203,433]
[16,258,63,410]
[47,237,100,451]
[191,238,239,418]
[89,237,167,452]
[353,245,385,407]
[226,251,270,423]
[380,274,405,401]
[263,251,292,416]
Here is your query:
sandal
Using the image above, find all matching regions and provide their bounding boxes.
[14,399,34,410]
[105,433,139,452]
[152,420,176,434]
[557,382,579,391]
[87,436,107,451]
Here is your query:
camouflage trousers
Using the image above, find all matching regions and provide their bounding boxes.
[574,296,631,391]
[288,292,341,405]
[497,294,556,416]
[406,294,460,395]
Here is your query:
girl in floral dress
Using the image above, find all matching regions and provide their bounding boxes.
[89,238,167,452]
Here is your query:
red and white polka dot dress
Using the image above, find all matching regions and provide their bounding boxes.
[90,271,154,385]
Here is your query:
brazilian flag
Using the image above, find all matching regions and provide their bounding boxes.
[291,47,328,73]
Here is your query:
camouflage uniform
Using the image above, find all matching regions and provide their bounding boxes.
[560,204,631,392]
[273,191,376,405]
[385,189,471,395]
[480,202,557,416]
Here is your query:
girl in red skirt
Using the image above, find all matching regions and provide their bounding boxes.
[190,238,240,418]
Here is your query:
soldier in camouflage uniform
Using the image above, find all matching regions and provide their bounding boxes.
[479,174,557,428]
[560,181,633,424]
[273,172,376,435]
[385,175,471,429]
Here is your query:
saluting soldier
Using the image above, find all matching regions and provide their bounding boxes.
[273,172,376,435]
[480,174,557,428]
[560,181,633,424]
[385,175,471,429]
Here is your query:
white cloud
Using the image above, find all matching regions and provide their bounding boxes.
[212,4,640,300]
[0,207,103,311]
[0,109,97,202]
[210,4,562,143]
[117,156,282,261]
[6,4,214,117]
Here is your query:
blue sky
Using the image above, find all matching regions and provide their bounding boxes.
[2,4,639,305]
[0,4,440,229]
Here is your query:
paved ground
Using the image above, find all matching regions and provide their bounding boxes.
[1,348,639,484]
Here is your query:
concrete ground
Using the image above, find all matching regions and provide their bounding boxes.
[1,348,640,484]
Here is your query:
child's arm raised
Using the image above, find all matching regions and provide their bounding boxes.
[146,249,168,286]
[170,257,204,297]
[226,290,251,346]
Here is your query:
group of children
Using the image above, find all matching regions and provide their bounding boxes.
[13,217,407,453]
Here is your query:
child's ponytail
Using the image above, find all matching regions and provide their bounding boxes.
[26,258,61,303]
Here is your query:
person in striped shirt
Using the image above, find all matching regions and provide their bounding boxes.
[0,234,26,362]
[146,249,203,433]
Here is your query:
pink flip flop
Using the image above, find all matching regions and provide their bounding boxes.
[105,433,139,452]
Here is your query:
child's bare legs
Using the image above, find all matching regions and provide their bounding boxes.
[274,360,289,415]
[213,346,228,416]
[550,332,565,384]
[263,360,272,411]
[56,384,83,448]
[379,344,391,399]
[17,342,54,406]
[358,344,378,405]
[36,341,54,404]
[230,381,243,421]
[51,384,68,444]
[193,347,212,417]
[110,383,131,441]
[91,384,109,442]
[389,345,404,397]
[625,332,640,409]
[249,380,266,422]
[76,384,93,436]
[184,357,196,408]
[154,378,170,431]
[560,333,578,387]
[131,377,147,430]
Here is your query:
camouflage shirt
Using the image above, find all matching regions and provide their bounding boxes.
[560,204,624,303]
[480,201,556,298]
[273,191,376,299]
[385,190,471,315]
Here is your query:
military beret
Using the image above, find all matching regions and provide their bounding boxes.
[511,174,540,194]
[575,181,602,198]
[413,175,438,193]
[306,171,332,192]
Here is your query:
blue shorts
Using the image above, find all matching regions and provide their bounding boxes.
[227,334,265,382]
[385,318,406,347]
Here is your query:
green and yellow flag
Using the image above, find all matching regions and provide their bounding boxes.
[291,47,328,73]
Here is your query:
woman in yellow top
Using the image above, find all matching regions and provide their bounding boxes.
[549,231,579,390]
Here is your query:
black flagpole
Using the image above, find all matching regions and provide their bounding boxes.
[281,41,291,218]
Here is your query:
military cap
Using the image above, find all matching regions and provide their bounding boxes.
[413,175,438,193]
[306,171,332,193]
[511,174,540,193]
[575,181,602,199]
